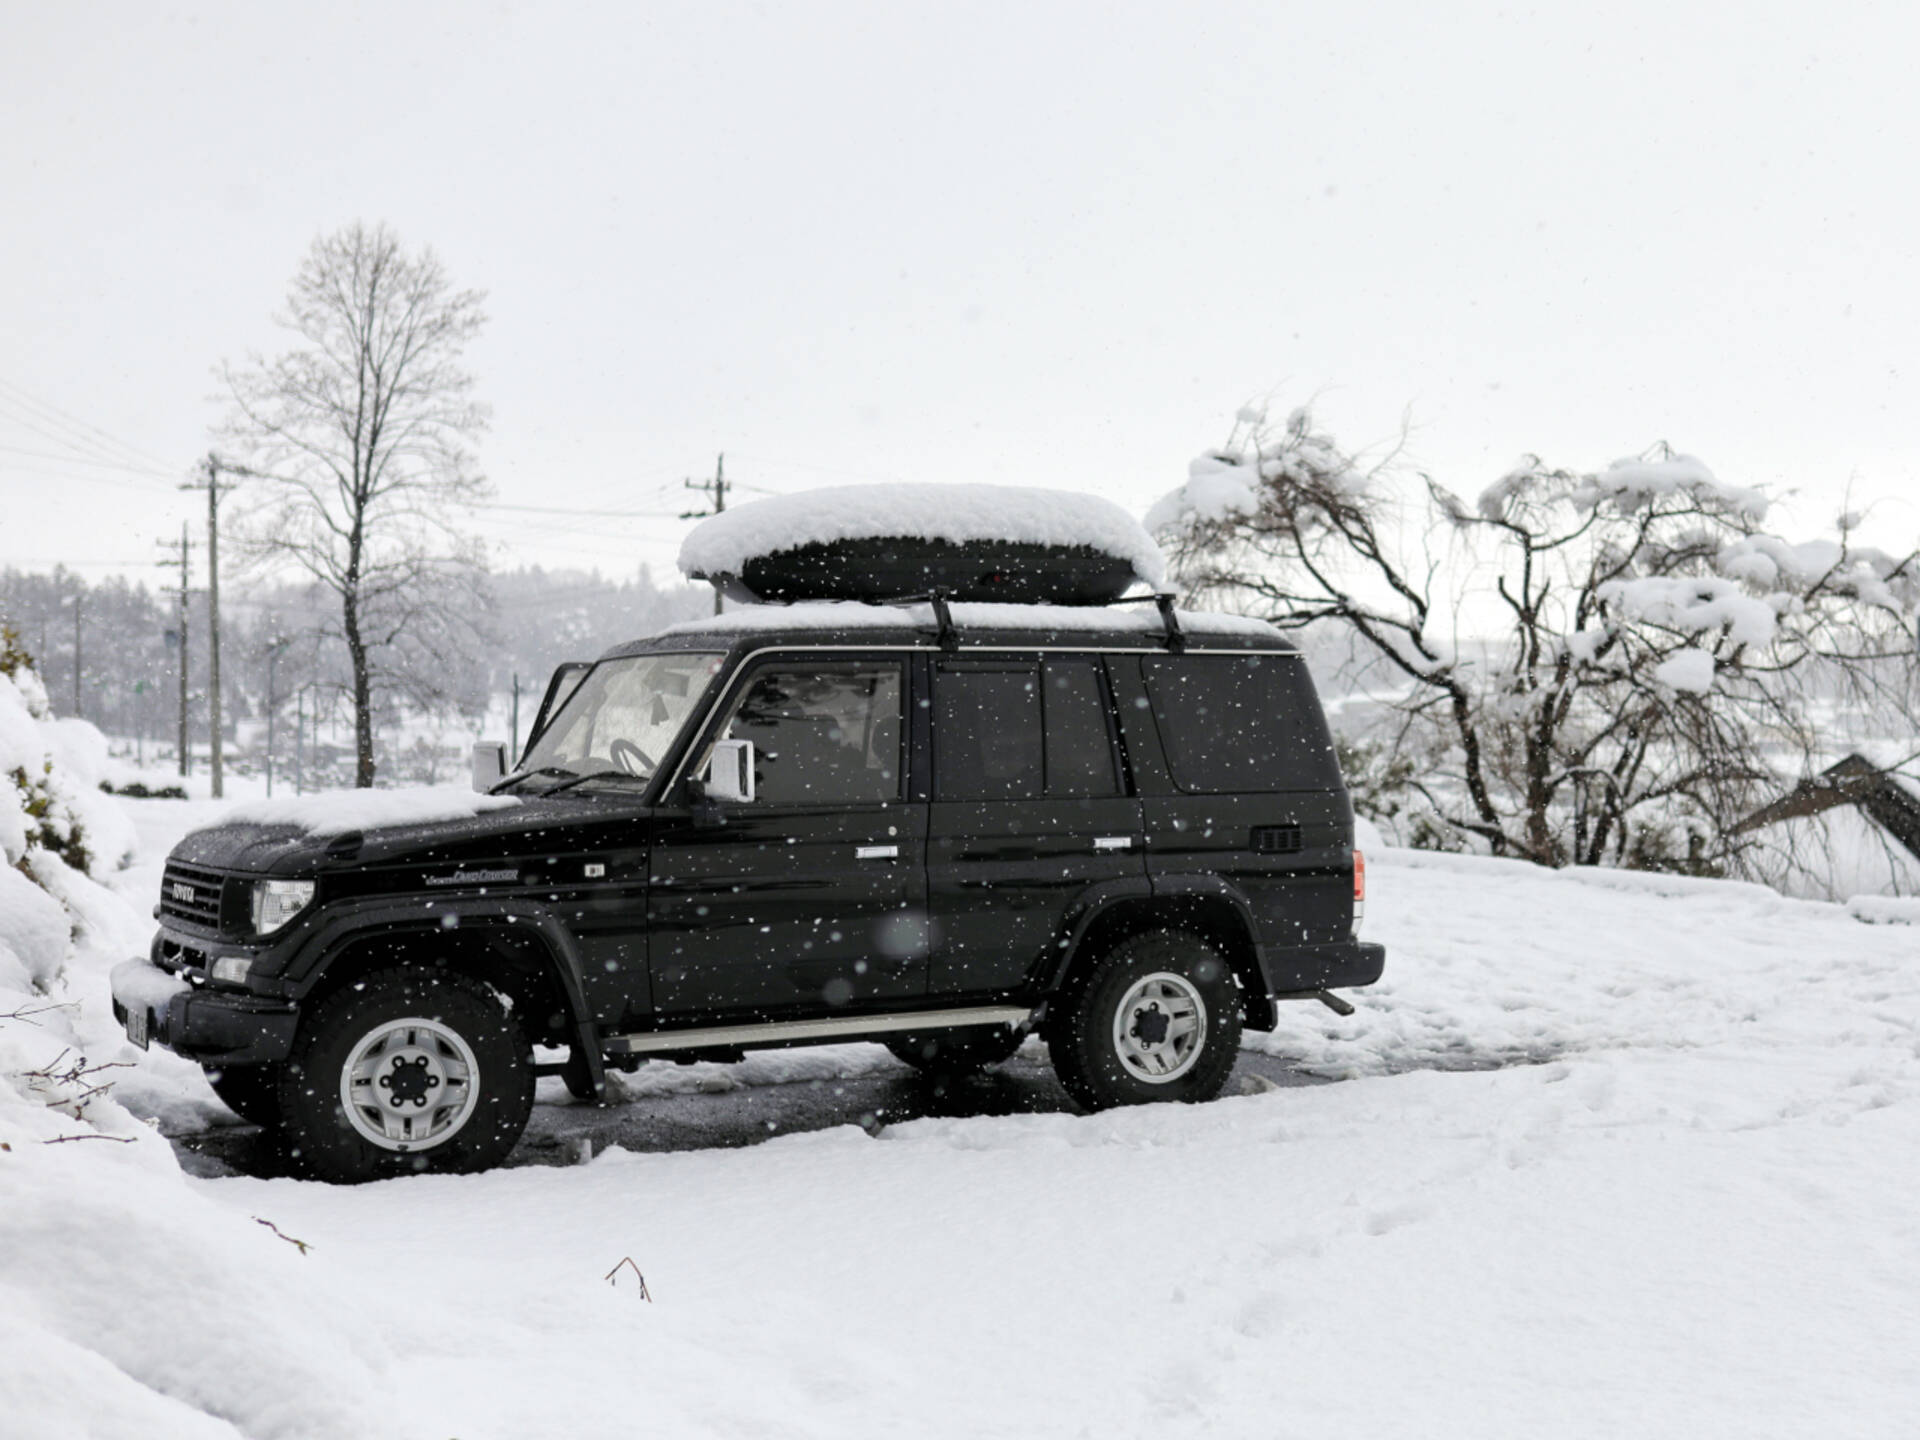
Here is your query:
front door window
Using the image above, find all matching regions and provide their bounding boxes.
[723,665,903,805]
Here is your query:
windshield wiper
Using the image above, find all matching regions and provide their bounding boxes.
[540,768,648,796]
[490,766,577,794]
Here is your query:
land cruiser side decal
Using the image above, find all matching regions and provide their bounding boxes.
[423,868,521,887]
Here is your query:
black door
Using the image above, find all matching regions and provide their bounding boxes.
[648,656,928,1018]
[927,655,1143,997]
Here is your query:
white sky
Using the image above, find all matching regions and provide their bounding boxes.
[4,0,1919,592]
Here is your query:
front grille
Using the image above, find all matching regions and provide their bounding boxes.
[159,861,227,930]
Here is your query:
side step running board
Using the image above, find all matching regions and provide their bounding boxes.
[604,1004,1034,1057]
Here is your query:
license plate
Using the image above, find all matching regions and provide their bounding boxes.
[126,1006,149,1050]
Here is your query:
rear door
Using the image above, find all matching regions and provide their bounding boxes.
[927,653,1143,997]
[647,655,927,1017]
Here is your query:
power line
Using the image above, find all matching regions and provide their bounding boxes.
[0,376,174,472]
[473,501,690,519]
[0,443,175,478]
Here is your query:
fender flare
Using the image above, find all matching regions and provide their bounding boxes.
[280,897,607,1098]
[1037,875,1160,992]
[1145,872,1263,939]
[1042,872,1272,1028]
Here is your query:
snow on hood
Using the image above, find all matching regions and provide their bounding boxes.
[196,785,522,838]
[678,483,1168,591]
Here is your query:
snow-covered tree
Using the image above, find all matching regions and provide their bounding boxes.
[1150,408,1920,870]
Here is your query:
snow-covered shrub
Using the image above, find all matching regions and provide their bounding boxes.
[0,626,138,987]
[1152,410,1920,873]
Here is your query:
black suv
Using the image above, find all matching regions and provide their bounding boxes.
[113,604,1382,1182]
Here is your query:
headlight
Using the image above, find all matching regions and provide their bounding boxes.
[251,879,315,935]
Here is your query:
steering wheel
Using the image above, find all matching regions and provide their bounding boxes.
[608,737,656,775]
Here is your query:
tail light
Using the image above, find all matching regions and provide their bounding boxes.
[1352,849,1366,934]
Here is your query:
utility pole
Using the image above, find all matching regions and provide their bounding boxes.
[265,638,290,797]
[510,673,521,758]
[70,591,81,718]
[183,454,235,798]
[156,525,192,777]
[682,452,729,615]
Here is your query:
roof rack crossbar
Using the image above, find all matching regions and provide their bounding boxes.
[1153,593,1187,652]
[926,592,958,652]
[860,589,959,649]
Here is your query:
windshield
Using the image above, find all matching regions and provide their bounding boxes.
[511,652,724,787]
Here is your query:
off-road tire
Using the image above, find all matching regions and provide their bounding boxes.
[278,967,534,1184]
[885,1025,1025,1075]
[1048,930,1242,1111]
[205,1063,283,1128]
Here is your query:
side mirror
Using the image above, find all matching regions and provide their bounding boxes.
[705,739,757,805]
[471,741,507,792]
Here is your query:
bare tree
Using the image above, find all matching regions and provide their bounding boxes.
[220,222,492,786]
[1152,408,1920,872]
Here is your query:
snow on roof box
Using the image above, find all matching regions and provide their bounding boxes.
[678,483,1169,606]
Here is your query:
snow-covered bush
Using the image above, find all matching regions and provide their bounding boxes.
[1152,410,1920,872]
[1,627,135,958]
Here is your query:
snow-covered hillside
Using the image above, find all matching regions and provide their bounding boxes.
[4,793,1919,1437]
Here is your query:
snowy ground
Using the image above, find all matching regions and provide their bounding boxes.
[6,795,1920,1438]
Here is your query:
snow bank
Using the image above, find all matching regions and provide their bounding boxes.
[0,705,401,1437]
[659,598,1282,641]
[1846,894,1920,925]
[679,483,1169,591]
[0,1079,403,1439]
[201,785,521,838]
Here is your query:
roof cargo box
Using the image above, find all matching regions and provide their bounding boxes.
[720,536,1144,606]
[678,482,1167,606]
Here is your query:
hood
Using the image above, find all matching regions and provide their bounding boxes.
[170,793,655,876]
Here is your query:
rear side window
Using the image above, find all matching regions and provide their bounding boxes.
[1142,653,1339,793]
[935,667,1043,801]
[1042,660,1121,798]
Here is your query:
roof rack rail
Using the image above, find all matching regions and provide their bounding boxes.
[854,588,1187,652]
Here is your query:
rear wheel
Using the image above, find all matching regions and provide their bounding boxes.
[205,1063,283,1128]
[278,967,533,1184]
[1049,930,1242,1111]
[885,1025,1025,1075]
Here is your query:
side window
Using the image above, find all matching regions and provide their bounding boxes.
[1141,653,1341,794]
[935,665,1042,801]
[722,663,903,805]
[1042,660,1121,798]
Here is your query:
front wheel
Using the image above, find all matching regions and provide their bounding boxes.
[278,967,534,1183]
[1048,930,1242,1111]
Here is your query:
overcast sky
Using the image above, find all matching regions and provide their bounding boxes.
[4,1,1918,594]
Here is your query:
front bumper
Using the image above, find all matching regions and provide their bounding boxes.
[110,958,301,1066]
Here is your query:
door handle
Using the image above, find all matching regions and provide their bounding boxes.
[856,844,899,860]
[1092,836,1133,852]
